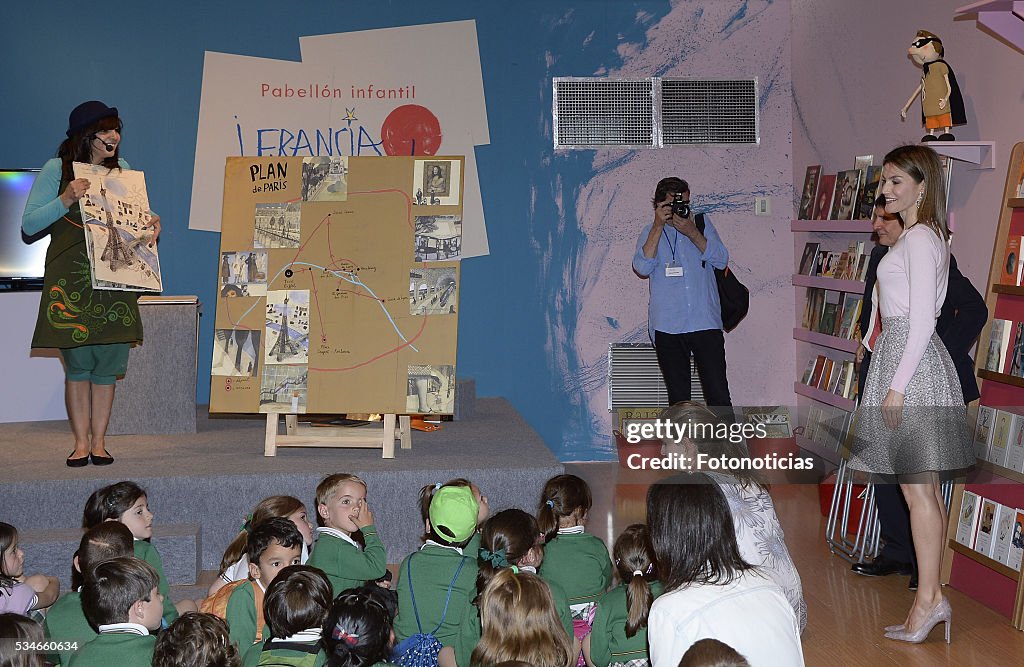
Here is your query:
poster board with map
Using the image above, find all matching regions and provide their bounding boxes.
[210,155,462,415]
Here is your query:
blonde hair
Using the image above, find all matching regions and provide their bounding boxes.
[471,570,573,667]
[315,474,367,525]
[218,495,306,575]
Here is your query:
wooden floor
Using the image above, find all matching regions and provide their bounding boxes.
[565,463,1024,666]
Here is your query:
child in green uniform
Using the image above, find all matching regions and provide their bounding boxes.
[323,587,396,667]
[476,509,572,640]
[226,518,303,650]
[152,612,241,667]
[417,479,491,552]
[308,474,387,596]
[70,556,162,666]
[243,565,331,666]
[537,474,612,666]
[395,484,481,667]
[44,522,134,665]
[585,525,663,667]
[83,481,196,624]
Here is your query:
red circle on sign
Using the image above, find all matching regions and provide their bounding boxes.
[380,105,442,156]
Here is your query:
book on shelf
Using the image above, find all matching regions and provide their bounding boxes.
[830,169,861,221]
[856,166,882,220]
[974,406,995,461]
[809,355,827,388]
[820,252,838,278]
[857,252,871,281]
[806,288,826,332]
[838,294,862,340]
[833,252,850,282]
[1007,510,1024,571]
[819,290,842,336]
[1007,414,1024,473]
[1009,323,1024,377]
[955,490,982,548]
[1001,236,1023,286]
[800,358,817,385]
[1016,157,1024,199]
[992,503,1015,565]
[983,319,1013,374]
[813,174,836,220]
[826,360,843,393]
[832,361,849,396]
[798,165,822,220]
[844,361,857,399]
[975,498,999,557]
[990,410,1012,467]
[817,358,835,390]
[798,242,820,275]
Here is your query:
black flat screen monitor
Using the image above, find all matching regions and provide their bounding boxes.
[0,169,47,290]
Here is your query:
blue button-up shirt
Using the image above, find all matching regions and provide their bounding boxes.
[632,213,728,339]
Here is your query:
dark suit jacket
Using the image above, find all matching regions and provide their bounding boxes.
[859,244,987,403]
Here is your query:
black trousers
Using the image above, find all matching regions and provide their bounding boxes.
[653,329,732,408]
[858,351,917,566]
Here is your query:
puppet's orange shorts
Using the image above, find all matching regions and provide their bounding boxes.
[925,113,953,130]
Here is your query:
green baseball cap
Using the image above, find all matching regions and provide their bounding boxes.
[429,485,479,543]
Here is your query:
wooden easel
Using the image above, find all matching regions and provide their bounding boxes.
[264,413,412,458]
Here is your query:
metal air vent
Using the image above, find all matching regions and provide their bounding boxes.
[661,78,759,145]
[553,78,657,149]
[607,342,703,410]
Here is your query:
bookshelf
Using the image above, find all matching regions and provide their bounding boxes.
[791,219,873,465]
[943,141,1024,630]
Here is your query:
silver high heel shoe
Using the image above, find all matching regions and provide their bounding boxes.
[884,597,951,644]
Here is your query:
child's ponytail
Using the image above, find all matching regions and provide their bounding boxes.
[82,481,146,529]
[476,509,539,600]
[614,524,656,638]
[537,474,592,543]
[322,590,392,667]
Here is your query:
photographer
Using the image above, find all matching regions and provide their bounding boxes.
[632,177,732,410]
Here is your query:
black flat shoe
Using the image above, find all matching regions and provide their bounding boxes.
[851,556,913,577]
[66,455,90,467]
[90,452,114,466]
[908,572,919,590]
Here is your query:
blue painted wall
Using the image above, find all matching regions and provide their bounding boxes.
[4,1,793,461]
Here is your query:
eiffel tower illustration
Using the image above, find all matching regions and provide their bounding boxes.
[270,296,301,362]
[98,183,135,271]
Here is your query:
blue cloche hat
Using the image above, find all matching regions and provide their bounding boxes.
[67,101,118,138]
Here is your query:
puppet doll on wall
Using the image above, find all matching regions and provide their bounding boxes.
[900,30,966,141]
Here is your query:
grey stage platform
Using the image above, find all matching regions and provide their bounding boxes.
[0,398,563,591]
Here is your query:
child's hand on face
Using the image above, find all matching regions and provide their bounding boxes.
[353,502,374,530]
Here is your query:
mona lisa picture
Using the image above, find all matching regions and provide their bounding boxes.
[412,157,463,207]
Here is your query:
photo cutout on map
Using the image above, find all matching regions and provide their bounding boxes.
[301,156,348,202]
[412,159,461,206]
[219,251,268,297]
[259,364,308,414]
[409,266,458,316]
[212,329,261,377]
[407,364,455,414]
[254,202,301,248]
[414,215,462,262]
[265,290,310,364]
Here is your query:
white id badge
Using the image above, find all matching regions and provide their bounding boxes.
[665,265,684,277]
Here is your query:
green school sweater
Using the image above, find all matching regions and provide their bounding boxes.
[242,639,327,667]
[43,591,96,666]
[226,580,266,650]
[588,581,664,667]
[546,577,574,641]
[68,631,156,667]
[307,526,387,597]
[538,532,613,605]
[395,545,479,667]
[134,538,178,623]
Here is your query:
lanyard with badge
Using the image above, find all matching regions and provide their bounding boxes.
[662,227,683,277]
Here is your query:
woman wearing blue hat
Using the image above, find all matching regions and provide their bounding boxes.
[21,101,161,467]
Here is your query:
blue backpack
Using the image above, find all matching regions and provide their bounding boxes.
[394,554,467,667]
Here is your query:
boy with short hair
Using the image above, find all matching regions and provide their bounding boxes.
[44,522,134,666]
[70,556,163,666]
[243,565,332,667]
[307,473,388,597]
[395,484,481,667]
[226,517,303,650]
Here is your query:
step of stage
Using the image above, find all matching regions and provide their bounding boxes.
[19,523,201,590]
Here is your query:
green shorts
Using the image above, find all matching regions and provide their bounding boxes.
[60,343,131,384]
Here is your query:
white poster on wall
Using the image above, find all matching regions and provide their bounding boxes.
[189,20,490,257]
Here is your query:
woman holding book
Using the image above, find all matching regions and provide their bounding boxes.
[21,101,161,467]
[848,144,973,644]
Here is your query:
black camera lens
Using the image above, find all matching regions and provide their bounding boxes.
[672,193,690,219]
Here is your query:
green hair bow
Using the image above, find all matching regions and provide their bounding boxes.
[479,548,509,568]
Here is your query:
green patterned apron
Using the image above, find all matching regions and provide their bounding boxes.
[31,179,142,349]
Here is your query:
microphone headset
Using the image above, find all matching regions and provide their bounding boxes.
[93,135,116,152]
